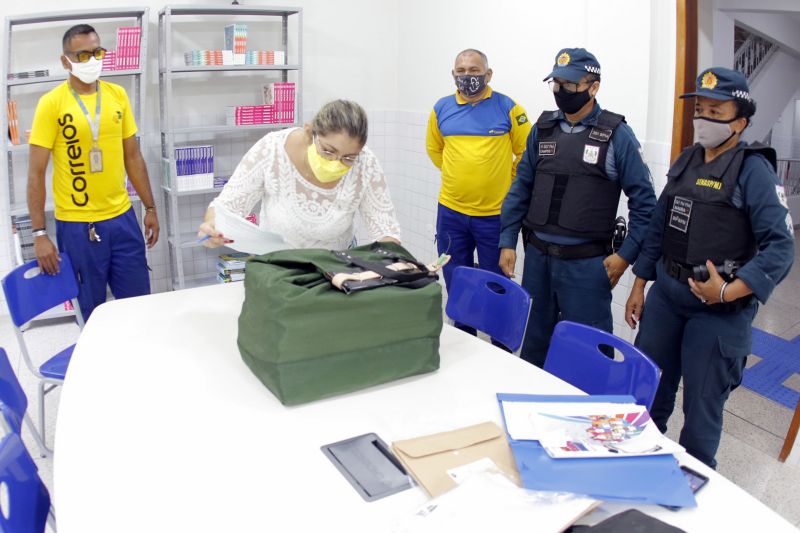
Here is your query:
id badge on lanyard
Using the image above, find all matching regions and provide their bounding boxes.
[70,83,103,173]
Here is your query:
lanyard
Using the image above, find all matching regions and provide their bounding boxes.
[69,82,101,146]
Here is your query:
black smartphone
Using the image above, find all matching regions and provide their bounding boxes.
[660,465,710,511]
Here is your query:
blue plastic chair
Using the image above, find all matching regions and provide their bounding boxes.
[0,432,55,533]
[445,266,532,352]
[1,254,84,456]
[0,347,49,457]
[543,321,662,409]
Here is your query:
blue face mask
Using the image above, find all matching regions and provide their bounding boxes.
[454,74,487,97]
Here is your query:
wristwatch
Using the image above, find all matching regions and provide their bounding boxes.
[32,228,47,238]
[144,205,156,213]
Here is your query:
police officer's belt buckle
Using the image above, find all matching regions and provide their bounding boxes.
[547,244,563,257]
[667,260,681,279]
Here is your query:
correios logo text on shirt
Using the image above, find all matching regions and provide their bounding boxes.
[58,113,89,207]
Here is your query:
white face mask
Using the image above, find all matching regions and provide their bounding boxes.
[693,116,737,149]
[67,57,102,84]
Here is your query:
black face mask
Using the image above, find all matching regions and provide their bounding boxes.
[454,74,487,97]
[554,86,593,114]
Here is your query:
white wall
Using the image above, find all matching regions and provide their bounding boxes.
[1,0,678,341]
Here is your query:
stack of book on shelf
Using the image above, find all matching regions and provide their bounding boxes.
[224,24,247,65]
[226,105,273,126]
[6,100,20,145]
[217,252,254,283]
[245,50,285,65]
[116,27,142,69]
[168,145,214,191]
[225,82,296,126]
[263,82,296,124]
[184,50,232,66]
[102,27,141,71]
[183,24,285,66]
[11,216,35,263]
[102,51,117,71]
[125,177,138,198]
[7,69,49,80]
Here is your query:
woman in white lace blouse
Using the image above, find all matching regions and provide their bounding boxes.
[198,100,401,250]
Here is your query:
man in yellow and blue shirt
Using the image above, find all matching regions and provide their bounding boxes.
[28,24,159,321]
[427,49,531,342]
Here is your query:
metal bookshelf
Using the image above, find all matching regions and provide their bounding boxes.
[158,4,303,290]
[1,8,149,271]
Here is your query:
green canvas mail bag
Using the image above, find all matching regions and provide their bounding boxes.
[237,242,443,405]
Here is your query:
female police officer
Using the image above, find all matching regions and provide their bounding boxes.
[625,67,795,469]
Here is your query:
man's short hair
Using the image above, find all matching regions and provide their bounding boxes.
[584,73,601,83]
[456,48,489,68]
[62,24,97,50]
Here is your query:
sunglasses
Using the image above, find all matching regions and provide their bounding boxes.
[66,47,107,63]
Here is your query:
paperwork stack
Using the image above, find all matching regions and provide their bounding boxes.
[497,393,697,508]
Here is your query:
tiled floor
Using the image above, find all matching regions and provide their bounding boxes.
[2,246,799,526]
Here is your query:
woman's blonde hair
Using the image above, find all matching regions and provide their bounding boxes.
[311,99,368,145]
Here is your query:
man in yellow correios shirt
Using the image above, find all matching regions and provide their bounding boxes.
[426,48,531,345]
[28,24,159,321]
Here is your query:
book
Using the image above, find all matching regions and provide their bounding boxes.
[224,24,247,54]
[218,252,255,270]
[102,50,117,71]
[7,69,49,80]
[7,100,20,145]
[115,27,142,70]
[262,82,296,124]
[217,272,245,283]
[173,145,214,191]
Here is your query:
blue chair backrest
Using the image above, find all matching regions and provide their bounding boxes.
[445,266,531,352]
[0,349,26,434]
[0,433,51,532]
[1,253,79,328]
[544,321,662,410]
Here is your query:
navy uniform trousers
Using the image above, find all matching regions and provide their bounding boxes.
[636,260,757,469]
[519,242,614,367]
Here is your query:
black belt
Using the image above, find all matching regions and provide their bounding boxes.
[663,257,695,284]
[662,257,752,313]
[526,232,609,260]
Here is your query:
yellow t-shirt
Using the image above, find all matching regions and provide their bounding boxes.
[29,80,137,222]
[426,88,532,216]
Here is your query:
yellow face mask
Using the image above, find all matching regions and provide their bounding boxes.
[306,142,351,183]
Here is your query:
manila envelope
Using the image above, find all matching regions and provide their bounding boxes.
[392,421,520,497]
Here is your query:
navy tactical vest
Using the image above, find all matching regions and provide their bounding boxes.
[661,142,777,266]
[523,109,625,240]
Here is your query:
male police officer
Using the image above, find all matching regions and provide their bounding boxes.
[500,48,656,367]
[626,68,795,469]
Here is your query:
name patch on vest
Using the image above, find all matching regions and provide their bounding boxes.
[539,142,556,156]
[588,127,612,143]
[583,144,600,165]
[695,177,722,190]
[668,196,693,233]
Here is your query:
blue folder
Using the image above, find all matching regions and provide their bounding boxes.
[497,393,697,508]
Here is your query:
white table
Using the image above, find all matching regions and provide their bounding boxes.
[54,283,797,532]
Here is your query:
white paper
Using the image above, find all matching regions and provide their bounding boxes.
[502,401,633,440]
[391,472,598,533]
[501,400,683,459]
[445,457,498,485]
[214,204,289,255]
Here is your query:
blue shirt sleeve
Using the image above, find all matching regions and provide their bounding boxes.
[499,125,538,249]
[611,123,657,264]
[734,154,795,304]
[632,192,669,280]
